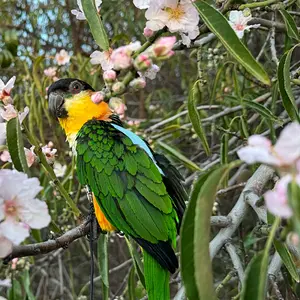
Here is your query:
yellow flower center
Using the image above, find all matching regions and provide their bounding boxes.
[165,6,185,21]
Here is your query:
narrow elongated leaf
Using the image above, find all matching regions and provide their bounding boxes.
[188,81,211,156]
[98,234,109,300]
[279,10,300,41]
[194,1,270,85]
[180,171,213,300]
[126,237,146,289]
[278,46,300,122]
[194,163,239,299]
[273,239,300,282]
[22,270,35,300]
[242,99,281,123]
[181,162,240,300]
[241,252,264,300]
[128,267,136,300]
[6,117,29,174]
[82,0,109,51]
[241,217,280,300]
[32,55,44,96]
[157,141,201,171]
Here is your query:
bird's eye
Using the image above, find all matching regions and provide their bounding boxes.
[70,81,82,94]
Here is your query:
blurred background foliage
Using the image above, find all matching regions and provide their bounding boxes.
[1,0,300,299]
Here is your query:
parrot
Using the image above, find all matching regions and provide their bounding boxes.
[47,78,187,300]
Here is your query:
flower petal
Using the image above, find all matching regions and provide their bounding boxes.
[19,198,51,229]
[274,122,300,165]
[264,190,293,218]
[0,234,12,258]
[0,219,29,245]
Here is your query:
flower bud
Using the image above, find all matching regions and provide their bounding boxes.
[103,70,117,83]
[134,54,152,71]
[109,97,127,116]
[91,91,105,104]
[111,47,132,70]
[112,82,125,94]
[150,36,176,59]
[129,78,146,90]
[143,27,154,38]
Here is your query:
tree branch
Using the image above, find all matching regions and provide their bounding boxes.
[3,220,90,264]
[210,165,274,259]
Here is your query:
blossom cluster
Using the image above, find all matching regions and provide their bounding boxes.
[0,170,51,258]
[238,122,300,219]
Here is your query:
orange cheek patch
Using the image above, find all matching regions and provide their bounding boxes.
[93,194,116,232]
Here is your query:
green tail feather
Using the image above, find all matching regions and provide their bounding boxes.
[144,251,170,300]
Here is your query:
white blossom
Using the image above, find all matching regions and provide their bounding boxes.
[71,0,102,20]
[228,10,260,39]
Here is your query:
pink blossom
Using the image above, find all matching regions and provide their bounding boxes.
[111,47,133,70]
[90,49,114,71]
[237,122,300,170]
[143,27,154,37]
[0,170,51,254]
[103,70,117,82]
[91,91,105,104]
[127,119,141,126]
[264,175,296,219]
[0,105,29,123]
[228,10,260,39]
[129,78,146,90]
[134,54,152,71]
[150,36,176,59]
[111,42,142,70]
[0,76,16,102]
[55,49,71,66]
[109,97,127,117]
[11,258,18,270]
[0,151,10,163]
[42,142,57,164]
[44,67,57,77]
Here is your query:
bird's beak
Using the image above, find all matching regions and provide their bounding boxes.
[48,92,68,119]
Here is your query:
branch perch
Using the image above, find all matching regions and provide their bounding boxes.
[3,220,90,263]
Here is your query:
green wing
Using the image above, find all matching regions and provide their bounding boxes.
[76,120,179,272]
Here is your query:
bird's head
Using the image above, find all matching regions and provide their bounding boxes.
[47,78,112,143]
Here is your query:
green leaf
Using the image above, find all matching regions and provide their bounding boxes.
[82,0,109,51]
[180,171,213,300]
[279,10,300,41]
[188,81,211,156]
[6,117,29,174]
[32,55,45,96]
[241,252,265,300]
[98,234,109,300]
[157,141,201,171]
[273,239,300,283]
[278,46,300,122]
[194,163,240,299]
[126,237,146,289]
[194,1,270,85]
[242,99,281,123]
[22,270,35,300]
[181,162,240,300]
[7,279,22,300]
[241,217,280,300]
[128,267,136,300]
